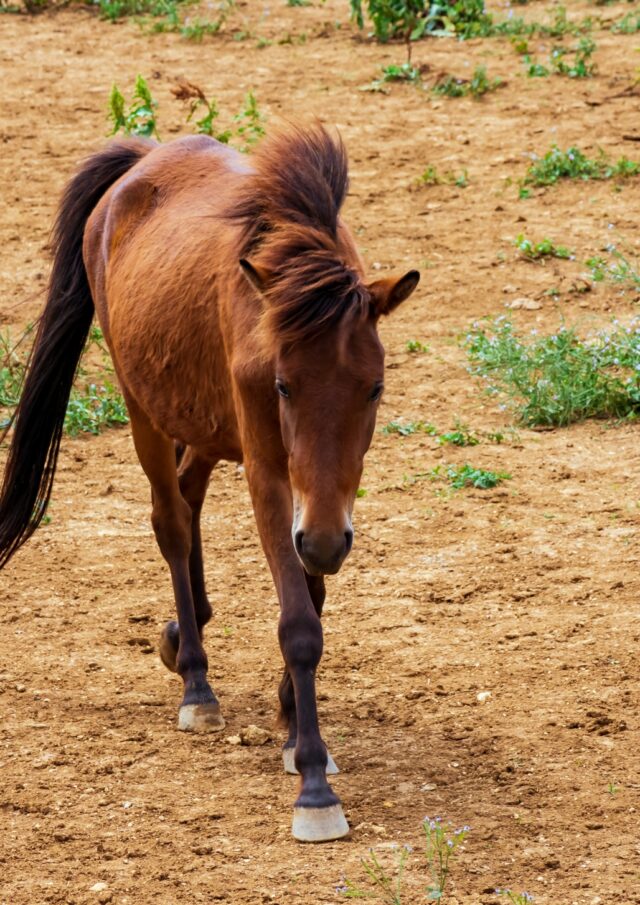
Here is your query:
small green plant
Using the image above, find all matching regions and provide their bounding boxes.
[432,65,501,98]
[339,817,470,903]
[496,891,535,905]
[514,235,572,260]
[585,243,640,292]
[108,74,159,138]
[146,0,233,38]
[383,420,437,437]
[423,817,470,899]
[611,11,640,34]
[416,166,468,187]
[430,464,511,489]
[464,316,640,426]
[406,339,430,354]
[233,90,266,150]
[437,421,480,447]
[550,36,596,77]
[0,327,129,437]
[523,146,640,187]
[171,80,231,141]
[606,780,619,797]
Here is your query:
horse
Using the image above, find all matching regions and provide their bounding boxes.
[0,125,419,842]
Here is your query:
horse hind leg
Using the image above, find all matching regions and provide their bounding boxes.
[159,446,215,675]
[126,400,224,732]
[280,574,339,776]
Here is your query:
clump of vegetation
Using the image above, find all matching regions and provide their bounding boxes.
[523,145,640,187]
[514,235,572,260]
[549,36,597,77]
[109,77,265,151]
[406,339,430,354]
[350,0,492,63]
[416,166,468,187]
[437,421,480,447]
[585,242,640,293]
[611,11,640,34]
[0,327,129,437]
[432,65,502,98]
[95,0,180,22]
[108,74,159,138]
[383,419,437,437]
[496,892,535,905]
[430,463,511,489]
[464,316,640,427]
[144,0,233,39]
[339,816,470,902]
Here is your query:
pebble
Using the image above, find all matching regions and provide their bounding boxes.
[477,691,492,703]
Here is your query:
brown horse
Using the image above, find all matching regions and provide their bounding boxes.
[0,125,419,841]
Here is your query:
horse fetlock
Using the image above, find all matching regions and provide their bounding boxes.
[159,620,180,672]
[283,745,339,776]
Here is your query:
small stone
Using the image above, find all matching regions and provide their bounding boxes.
[90,882,108,893]
[420,782,437,792]
[507,297,542,310]
[225,735,242,746]
[477,691,492,703]
[15,684,26,693]
[239,725,271,746]
[98,893,113,904]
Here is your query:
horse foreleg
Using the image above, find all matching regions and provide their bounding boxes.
[280,574,339,776]
[159,448,215,675]
[247,465,348,842]
[127,401,224,732]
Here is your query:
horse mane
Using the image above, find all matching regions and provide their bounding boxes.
[227,124,369,343]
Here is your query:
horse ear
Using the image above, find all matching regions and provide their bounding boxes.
[239,258,273,294]
[369,270,420,317]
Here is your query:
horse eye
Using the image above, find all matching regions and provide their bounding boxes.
[275,379,290,399]
[370,383,384,402]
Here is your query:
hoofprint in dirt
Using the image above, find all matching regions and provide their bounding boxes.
[0,1,639,903]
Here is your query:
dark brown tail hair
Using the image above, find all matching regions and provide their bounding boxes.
[0,139,154,568]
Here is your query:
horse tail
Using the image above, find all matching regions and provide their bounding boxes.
[0,138,154,568]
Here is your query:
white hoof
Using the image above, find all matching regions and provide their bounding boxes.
[178,702,225,732]
[292,803,349,842]
[283,747,339,775]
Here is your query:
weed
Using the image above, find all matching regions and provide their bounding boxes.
[550,36,596,77]
[356,488,367,498]
[406,339,430,354]
[108,74,159,138]
[350,0,492,62]
[430,463,511,489]
[464,316,640,426]
[432,65,502,98]
[416,166,468,187]
[514,235,572,260]
[523,146,640,187]
[584,242,640,293]
[611,11,640,34]
[339,816,470,903]
[171,80,231,141]
[607,781,619,797]
[496,892,535,905]
[0,327,129,437]
[147,0,232,39]
[364,62,421,92]
[233,90,266,150]
[65,382,129,436]
[437,421,480,447]
[383,420,437,437]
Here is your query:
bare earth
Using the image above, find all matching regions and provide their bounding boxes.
[0,2,639,903]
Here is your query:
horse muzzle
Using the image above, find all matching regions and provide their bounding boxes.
[293,526,354,576]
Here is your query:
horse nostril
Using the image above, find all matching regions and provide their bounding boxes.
[344,529,354,554]
[294,530,304,557]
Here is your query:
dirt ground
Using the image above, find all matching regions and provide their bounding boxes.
[1,1,640,903]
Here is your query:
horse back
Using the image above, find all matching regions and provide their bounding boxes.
[84,135,251,460]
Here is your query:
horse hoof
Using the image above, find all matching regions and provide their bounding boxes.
[292,804,349,843]
[178,702,225,732]
[159,621,179,673]
[283,747,339,776]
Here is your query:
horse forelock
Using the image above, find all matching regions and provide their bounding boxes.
[227,124,367,344]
